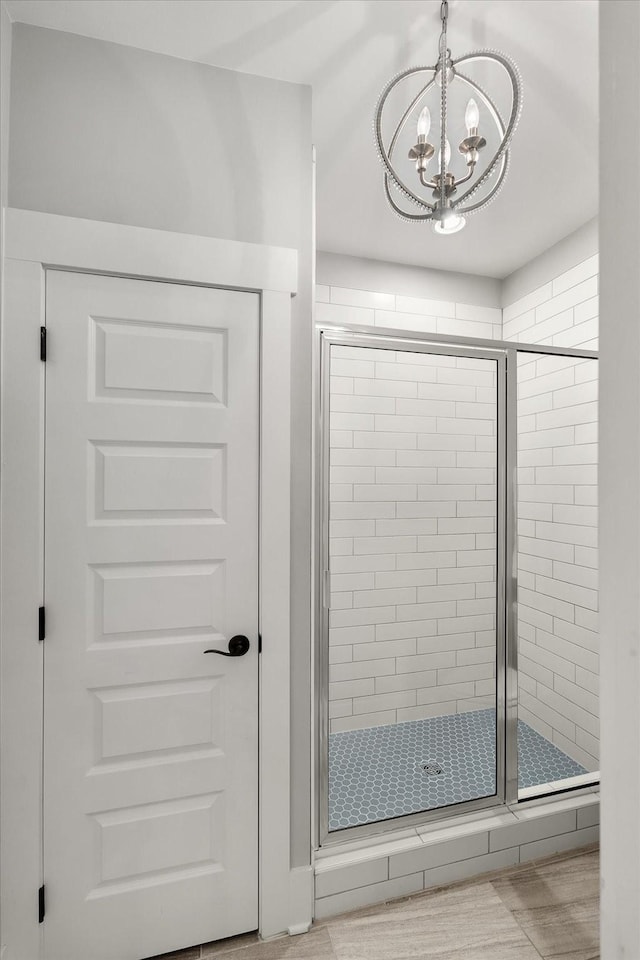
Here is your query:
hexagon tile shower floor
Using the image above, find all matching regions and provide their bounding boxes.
[328,709,587,831]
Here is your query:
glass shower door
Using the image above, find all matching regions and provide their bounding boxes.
[321,334,505,838]
[514,352,600,797]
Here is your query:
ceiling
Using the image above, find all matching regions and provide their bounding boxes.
[5,0,599,278]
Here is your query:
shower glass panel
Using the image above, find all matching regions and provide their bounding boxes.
[515,352,599,795]
[323,337,504,835]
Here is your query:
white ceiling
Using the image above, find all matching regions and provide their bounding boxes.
[5,0,599,278]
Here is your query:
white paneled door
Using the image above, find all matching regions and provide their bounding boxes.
[43,271,259,960]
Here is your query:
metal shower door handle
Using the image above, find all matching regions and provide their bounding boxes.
[204,635,250,657]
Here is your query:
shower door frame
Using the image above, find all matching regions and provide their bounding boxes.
[317,329,508,846]
[315,325,600,848]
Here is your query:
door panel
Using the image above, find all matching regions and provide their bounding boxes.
[44,271,259,960]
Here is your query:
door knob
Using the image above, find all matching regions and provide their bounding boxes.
[204,635,250,657]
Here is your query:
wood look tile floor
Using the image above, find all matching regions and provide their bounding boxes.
[150,845,599,960]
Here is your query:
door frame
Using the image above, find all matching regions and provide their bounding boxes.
[0,207,312,959]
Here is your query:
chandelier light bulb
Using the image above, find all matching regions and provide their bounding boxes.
[439,138,451,171]
[465,98,479,134]
[416,106,431,140]
[433,212,466,235]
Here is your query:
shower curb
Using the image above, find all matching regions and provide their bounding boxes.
[314,788,599,918]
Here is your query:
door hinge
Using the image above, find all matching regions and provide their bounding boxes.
[39,606,45,642]
[38,884,45,923]
[40,326,47,362]
[258,633,262,654]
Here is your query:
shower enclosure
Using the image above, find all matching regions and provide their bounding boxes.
[316,327,599,844]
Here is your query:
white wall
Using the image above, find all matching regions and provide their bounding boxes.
[318,251,501,310]
[501,219,598,310]
[0,0,12,354]
[0,2,10,212]
[7,21,314,869]
[600,2,640,955]
[503,257,599,772]
[8,23,310,252]
[0,11,11,952]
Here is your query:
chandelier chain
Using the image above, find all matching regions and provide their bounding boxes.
[439,4,448,207]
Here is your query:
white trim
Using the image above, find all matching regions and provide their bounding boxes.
[259,289,293,938]
[4,208,298,295]
[286,866,314,938]
[0,208,308,957]
[1,257,46,960]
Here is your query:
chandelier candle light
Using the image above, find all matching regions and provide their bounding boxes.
[374,0,522,235]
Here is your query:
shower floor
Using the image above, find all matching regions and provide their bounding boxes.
[328,708,587,831]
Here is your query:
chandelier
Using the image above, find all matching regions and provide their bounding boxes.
[374,0,522,235]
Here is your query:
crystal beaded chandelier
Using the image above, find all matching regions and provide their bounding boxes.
[374,0,522,235]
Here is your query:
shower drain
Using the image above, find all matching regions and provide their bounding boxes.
[421,762,443,776]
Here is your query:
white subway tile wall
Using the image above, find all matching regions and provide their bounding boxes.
[320,263,599,765]
[318,288,503,341]
[504,256,599,772]
[328,344,498,732]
